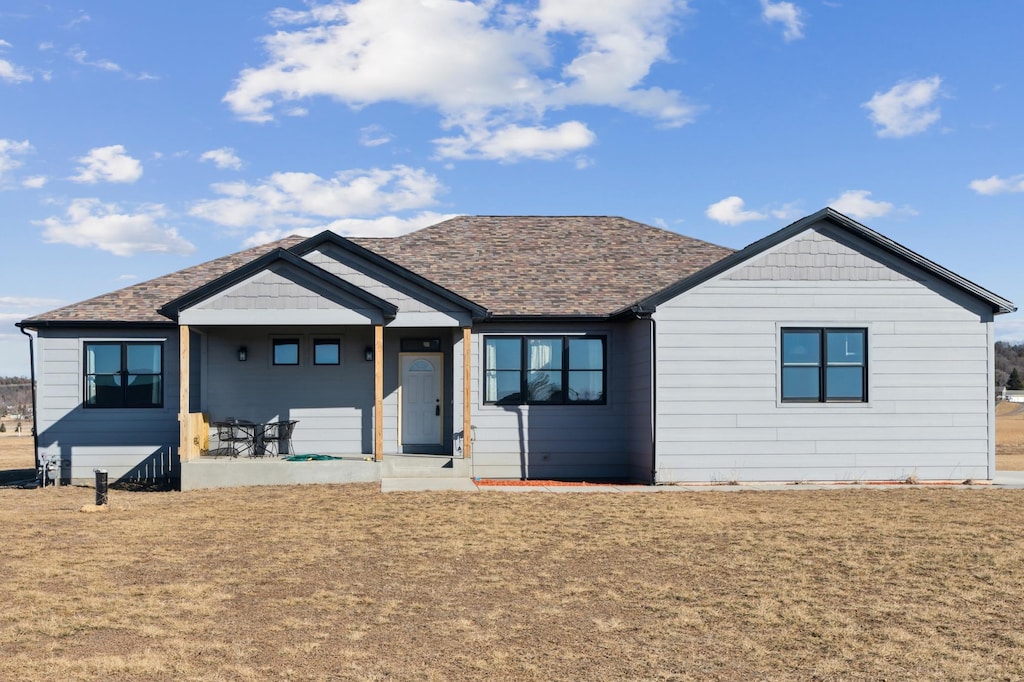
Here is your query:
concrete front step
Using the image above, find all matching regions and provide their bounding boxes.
[380,455,471,478]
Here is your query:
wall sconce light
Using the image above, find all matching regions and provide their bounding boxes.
[237,346,248,362]
[364,346,374,362]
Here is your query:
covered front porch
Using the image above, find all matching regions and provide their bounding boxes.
[165,238,485,489]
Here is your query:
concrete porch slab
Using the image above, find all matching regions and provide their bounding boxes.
[181,457,380,491]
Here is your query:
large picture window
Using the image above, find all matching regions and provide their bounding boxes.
[781,328,867,402]
[84,341,163,408]
[484,336,605,405]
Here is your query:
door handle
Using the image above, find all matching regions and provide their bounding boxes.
[435,405,441,416]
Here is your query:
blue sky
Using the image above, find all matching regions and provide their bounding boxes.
[1,0,1023,376]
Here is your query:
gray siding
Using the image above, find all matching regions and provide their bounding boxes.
[35,327,179,483]
[623,318,654,482]
[201,325,462,457]
[305,245,470,327]
[180,264,383,326]
[202,326,376,455]
[469,322,630,480]
[654,225,996,483]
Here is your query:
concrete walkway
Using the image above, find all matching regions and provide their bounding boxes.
[994,471,1024,488]
[382,476,1024,492]
[380,478,479,492]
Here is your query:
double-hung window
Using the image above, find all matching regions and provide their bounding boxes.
[84,341,164,408]
[484,336,605,405]
[781,328,867,402]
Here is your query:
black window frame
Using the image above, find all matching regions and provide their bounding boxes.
[272,338,301,366]
[312,338,342,366]
[483,335,606,406]
[83,341,164,409]
[781,327,868,403]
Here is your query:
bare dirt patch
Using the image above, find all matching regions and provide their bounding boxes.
[2,484,1024,681]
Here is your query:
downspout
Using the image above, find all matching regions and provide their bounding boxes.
[649,314,657,484]
[632,306,658,484]
[17,324,39,470]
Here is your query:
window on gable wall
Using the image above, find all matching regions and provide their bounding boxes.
[84,341,163,408]
[484,336,606,405]
[781,328,867,402]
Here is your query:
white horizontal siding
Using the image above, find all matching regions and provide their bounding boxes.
[653,224,996,483]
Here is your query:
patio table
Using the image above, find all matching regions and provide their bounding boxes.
[211,419,259,458]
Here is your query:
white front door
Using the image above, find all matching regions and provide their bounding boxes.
[401,353,442,447]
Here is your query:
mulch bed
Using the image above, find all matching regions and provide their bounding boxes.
[474,479,626,486]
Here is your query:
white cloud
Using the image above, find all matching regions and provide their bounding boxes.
[199,147,243,170]
[21,175,46,188]
[68,47,121,72]
[190,165,445,231]
[71,145,143,184]
[0,138,32,182]
[770,201,802,221]
[761,1,805,41]
[705,196,767,225]
[64,11,91,29]
[36,198,195,257]
[0,39,32,83]
[359,125,393,147]
[969,174,1024,196]
[828,190,893,219]
[0,58,32,83]
[224,0,694,160]
[863,76,942,138]
[434,121,596,162]
[241,211,458,247]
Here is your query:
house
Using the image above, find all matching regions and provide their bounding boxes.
[17,208,1015,488]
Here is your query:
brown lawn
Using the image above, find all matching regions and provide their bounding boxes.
[0,435,1023,680]
[997,400,1024,470]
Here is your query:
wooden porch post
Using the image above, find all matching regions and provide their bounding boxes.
[374,325,384,461]
[462,326,472,459]
[178,325,193,463]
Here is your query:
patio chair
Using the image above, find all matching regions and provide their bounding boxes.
[211,419,255,458]
[259,420,298,457]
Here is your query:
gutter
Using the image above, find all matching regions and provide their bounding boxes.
[16,324,39,469]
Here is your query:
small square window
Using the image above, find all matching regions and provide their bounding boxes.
[781,328,867,402]
[272,339,300,365]
[314,339,341,365]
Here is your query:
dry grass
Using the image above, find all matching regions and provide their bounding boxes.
[1,418,1023,680]
[0,432,34,484]
[997,401,1024,470]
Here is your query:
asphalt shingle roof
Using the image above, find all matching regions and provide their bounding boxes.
[23,217,734,324]
[349,216,734,316]
[23,236,307,325]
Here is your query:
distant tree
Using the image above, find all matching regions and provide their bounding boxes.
[1009,368,1024,391]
